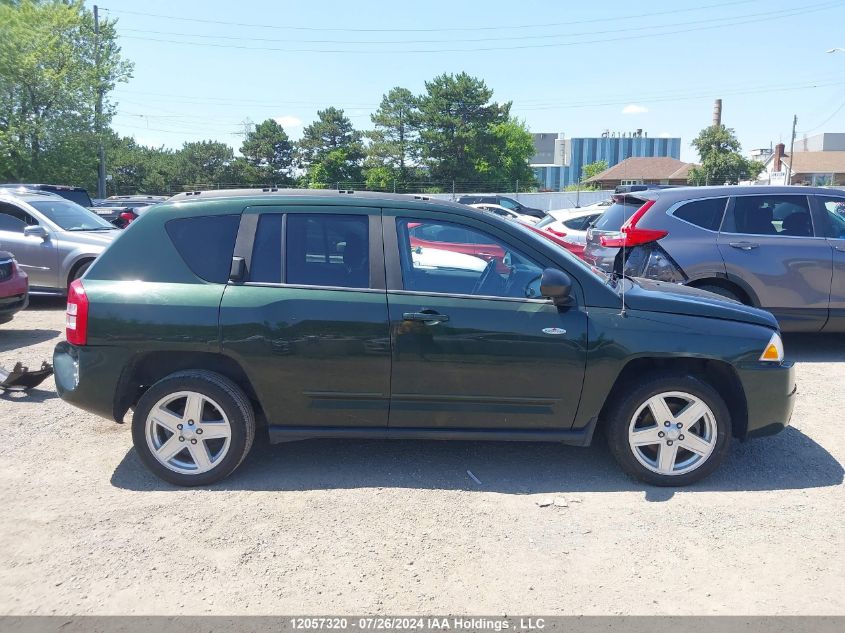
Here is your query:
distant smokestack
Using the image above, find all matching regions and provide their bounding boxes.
[713,99,722,127]
[773,143,786,172]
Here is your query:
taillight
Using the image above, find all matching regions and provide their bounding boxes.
[119,211,135,224]
[66,279,89,346]
[600,199,667,247]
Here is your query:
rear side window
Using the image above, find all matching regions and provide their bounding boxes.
[562,214,599,230]
[723,195,813,237]
[592,199,647,230]
[286,214,369,288]
[672,198,728,231]
[165,214,240,283]
[250,213,282,283]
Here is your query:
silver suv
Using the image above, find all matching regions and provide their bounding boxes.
[0,190,119,293]
[583,185,845,333]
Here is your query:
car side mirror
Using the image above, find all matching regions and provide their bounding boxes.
[229,256,247,283]
[24,225,48,240]
[540,268,574,306]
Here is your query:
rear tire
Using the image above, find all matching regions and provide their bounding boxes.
[131,370,255,486]
[604,373,732,486]
[70,260,92,284]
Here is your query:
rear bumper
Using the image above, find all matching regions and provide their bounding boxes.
[53,341,132,422]
[737,360,796,439]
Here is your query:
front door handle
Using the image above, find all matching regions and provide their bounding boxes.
[835,245,845,252]
[402,311,449,325]
[729,241,759,251]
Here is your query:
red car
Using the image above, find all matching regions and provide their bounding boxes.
[0,251,28,324]
[523,223,587,258]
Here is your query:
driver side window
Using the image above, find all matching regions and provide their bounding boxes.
[398,219,544,299]
[0,202,36,233]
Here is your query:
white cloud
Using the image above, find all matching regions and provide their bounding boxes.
[273,115,303,128]
[622,104,649,115]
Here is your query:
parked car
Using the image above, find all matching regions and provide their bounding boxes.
[92,196,167,228]
[585,185,845,333]
[0,183,94,208]
[535,207,606,251]
[457,195,545,219]
[0,190,119,293]
[583,193,659,271]
[0,251,28,324]
[470,203,541,224]
[614,184,679,194]
[53,189,795,487]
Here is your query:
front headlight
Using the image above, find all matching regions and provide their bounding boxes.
[759,332,784,363]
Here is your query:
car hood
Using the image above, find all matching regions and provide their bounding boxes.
[618,277,779,329]
[57,229,120,247]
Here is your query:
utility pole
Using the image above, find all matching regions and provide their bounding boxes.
[787,115,797,185]
[94,5,106,199]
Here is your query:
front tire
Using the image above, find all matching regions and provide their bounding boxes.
[604,373,731,486]
[132,370,255,486]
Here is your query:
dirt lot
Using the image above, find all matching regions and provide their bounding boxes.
[0,297,843,615]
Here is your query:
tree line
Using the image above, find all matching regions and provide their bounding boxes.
[1,1,536,196]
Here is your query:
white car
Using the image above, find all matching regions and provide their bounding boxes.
[534,206,606,246]
[470,203,540,224]
[411,246,488,272]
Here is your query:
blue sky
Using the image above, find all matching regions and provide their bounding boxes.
[96,0,845,162]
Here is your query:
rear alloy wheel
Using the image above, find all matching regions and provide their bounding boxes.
[132,370,255,486]
[605,374,731,486]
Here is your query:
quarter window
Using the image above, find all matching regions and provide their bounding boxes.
[397,219,544,299]
[672,198,728,231]
[724,195,813,237]
[285,214,369,288]
[166,214,241,283]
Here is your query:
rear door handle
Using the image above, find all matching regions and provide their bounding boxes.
[402,311,449,325]
[729,241,759,251]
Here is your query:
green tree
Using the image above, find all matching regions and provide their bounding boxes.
[581,160,609,182]
[476,118,536,189]
[0,0,132,187]
[239,118,294,185]
[365,87,420,185]
[174,140,235,188]
[416,72,511,189]
[688,125,764,185]
[298,107,364,187]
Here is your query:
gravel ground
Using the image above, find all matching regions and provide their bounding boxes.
[0,297,843,615]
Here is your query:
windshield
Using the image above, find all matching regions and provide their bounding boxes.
[29,199,116,231]
[592,198,647,231]
[49,189,93,207]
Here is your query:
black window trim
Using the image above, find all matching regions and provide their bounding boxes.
[809,193,845,240]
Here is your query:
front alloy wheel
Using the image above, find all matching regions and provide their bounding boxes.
[628,392,717,476]
[605,374,731,486]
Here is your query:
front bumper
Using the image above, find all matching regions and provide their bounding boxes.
[737,360,796,439]
[54,341,133,422]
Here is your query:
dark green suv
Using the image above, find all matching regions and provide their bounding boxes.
[53,190,796,487]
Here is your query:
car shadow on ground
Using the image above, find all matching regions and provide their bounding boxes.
[25,295,67,311]
[110,425,842,501]
[784,333,845,362]
[0,328,60,354]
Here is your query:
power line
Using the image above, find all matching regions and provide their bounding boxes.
[802,101,845,134]
[116,4,792,46]
[111,2,839,54]
[101,0,762,34]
